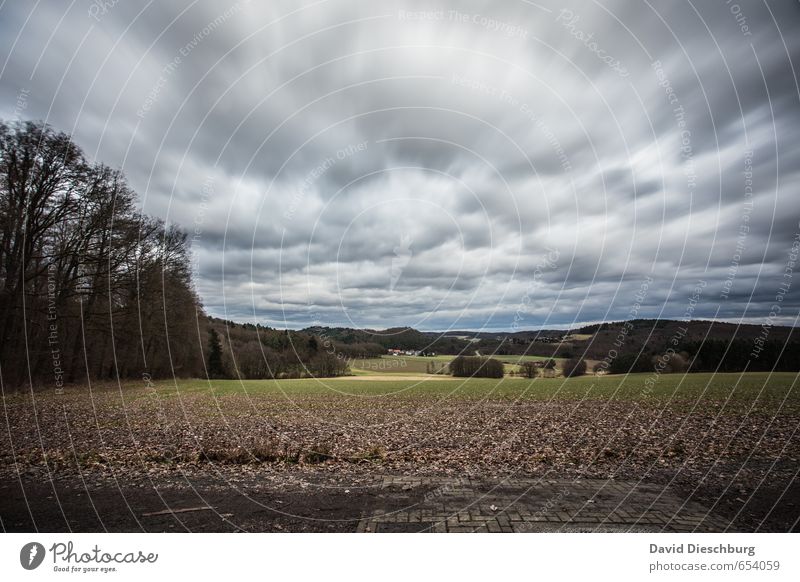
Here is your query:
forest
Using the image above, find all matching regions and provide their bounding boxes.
[0,120,204,388]
[0,120,346,388]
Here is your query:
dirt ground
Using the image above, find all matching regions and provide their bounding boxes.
[2,380,799,532]
[1,465,798,532]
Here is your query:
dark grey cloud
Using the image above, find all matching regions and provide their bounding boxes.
[2,0,798,331]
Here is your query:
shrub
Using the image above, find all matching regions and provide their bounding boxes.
[520,361,538,379]
[562,357,587,377]
[450,356,504,378]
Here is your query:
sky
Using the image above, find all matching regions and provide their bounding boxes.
[2,0,799,332]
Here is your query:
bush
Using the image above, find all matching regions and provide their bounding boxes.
[562,357,587,378]
[450,356,504,378]
[520,361,538,378]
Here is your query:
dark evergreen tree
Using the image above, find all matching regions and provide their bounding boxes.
[208,328,225,378]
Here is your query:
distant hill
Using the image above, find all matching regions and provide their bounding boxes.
[263,318,799,360]
[210,317,799,376]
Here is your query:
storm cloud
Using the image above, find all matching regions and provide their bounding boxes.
[2,0,799,331]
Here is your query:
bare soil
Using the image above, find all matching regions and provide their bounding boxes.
[2,382,798,532]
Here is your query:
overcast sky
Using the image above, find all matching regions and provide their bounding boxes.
[2,0,799,331]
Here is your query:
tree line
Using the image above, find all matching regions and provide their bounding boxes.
[205,319,351,379]
[600,339,800,375]
[0,120,203,388]
[680,339,800,373]
[0,120,349,389]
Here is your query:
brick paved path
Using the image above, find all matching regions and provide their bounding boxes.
[357,476,730,533]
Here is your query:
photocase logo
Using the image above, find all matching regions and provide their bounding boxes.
[390,234,413,291]
[20,542,46,570]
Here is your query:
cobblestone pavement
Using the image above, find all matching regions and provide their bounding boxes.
[357,476,731,533]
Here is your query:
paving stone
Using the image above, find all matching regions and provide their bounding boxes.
[358,476,730,533]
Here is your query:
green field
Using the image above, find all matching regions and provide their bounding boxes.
[144,372,800,411]
[350,355,452,374]
[491,355,565,375]
[493,354,563,364]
